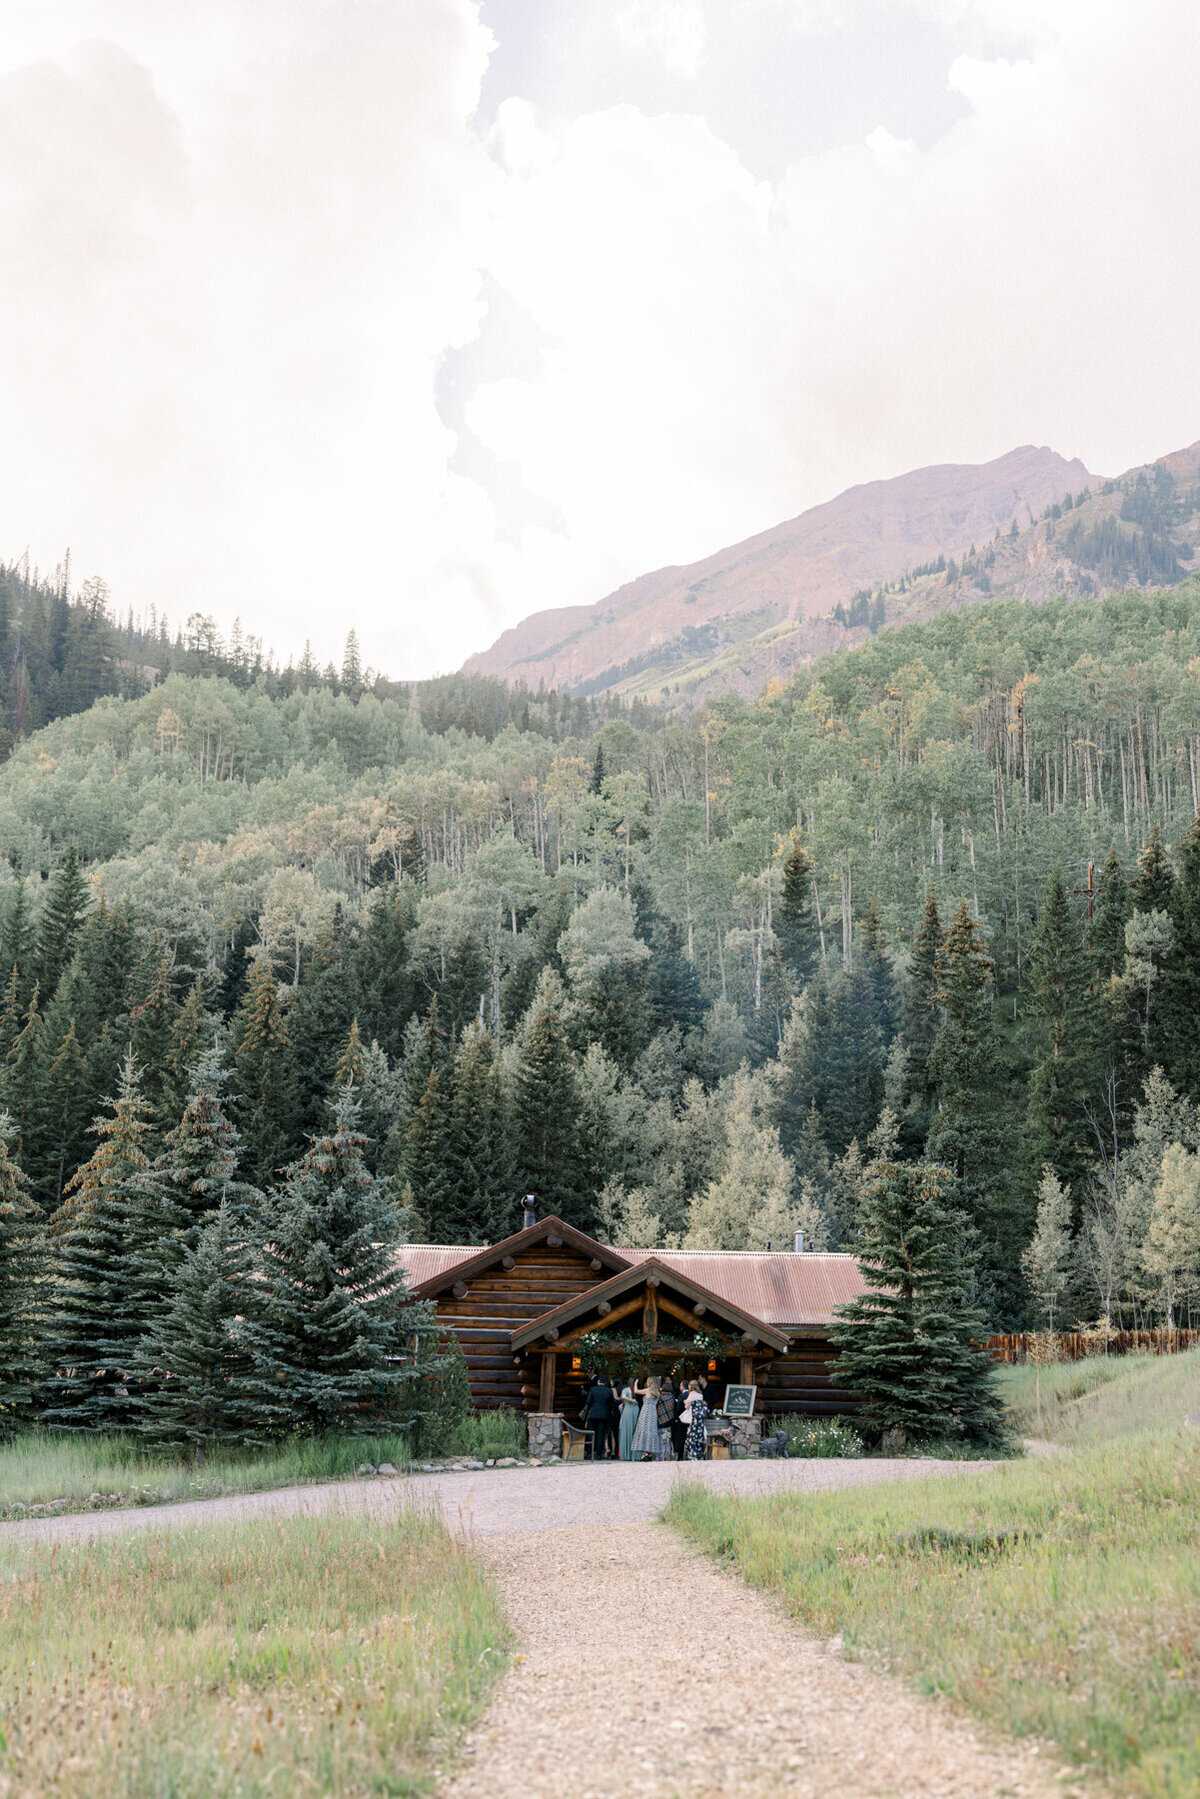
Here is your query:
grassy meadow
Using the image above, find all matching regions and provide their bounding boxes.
[0,1410,531,1519]
[0,1506,508,1798]
[666,1350,1200,1799]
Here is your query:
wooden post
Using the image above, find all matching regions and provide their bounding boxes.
[539,1350,555,1415]
[739,1354,755,1387]
[643,1286,658,1336]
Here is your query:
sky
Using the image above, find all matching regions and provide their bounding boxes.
[1,1,1199,678]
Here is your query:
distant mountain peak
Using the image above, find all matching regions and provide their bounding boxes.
[463,445,1095,701]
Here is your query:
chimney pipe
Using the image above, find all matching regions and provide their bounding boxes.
[794,1231,805,1254]
[522,1195,537,1231]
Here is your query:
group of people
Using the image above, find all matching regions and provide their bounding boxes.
[579,1372,716,1461]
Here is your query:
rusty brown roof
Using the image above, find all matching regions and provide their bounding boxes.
[396,1230,866,1331]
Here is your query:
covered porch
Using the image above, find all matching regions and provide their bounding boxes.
[509,1258,790,1458]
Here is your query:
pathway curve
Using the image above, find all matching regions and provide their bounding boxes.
[0,1454,983,1547]
[445,1520,1073,1799]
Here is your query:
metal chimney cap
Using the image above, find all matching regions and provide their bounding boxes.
[794,1231,805,1254]
[522,1195,537,1229]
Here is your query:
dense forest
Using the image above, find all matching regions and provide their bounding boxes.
[4,575,1200,1404]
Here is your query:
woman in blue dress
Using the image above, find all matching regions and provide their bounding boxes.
[632,1376,664,1460]
[618,1385,640,1460]
[681,1379,709,1460]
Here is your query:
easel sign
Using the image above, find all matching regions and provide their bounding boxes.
[721,1384,757,1417]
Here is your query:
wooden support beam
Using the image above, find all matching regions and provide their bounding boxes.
[452,1281,468,1299]
[552,1295,644,1349]
[692,1302,706,1316]
[548,1327,559,1342]
[501,1255,516,1270]
[589,1258,602,1271]
[740,1332,758,1348]
[598,1300,612,1315]
[546,1233,563,1248]
[739,1354,755,1387]
[648,1274,661,1287]
[643,1286,659,1336]
[539,1350,555,1414]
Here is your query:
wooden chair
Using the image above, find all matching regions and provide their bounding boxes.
[561,1420,594,1462]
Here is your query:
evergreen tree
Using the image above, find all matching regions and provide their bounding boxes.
[130,958,177,1138]
[827,1160,1007,1448]
[776,831,818,987]
[354,882,418,1060]
[1024,870,1095,1205]
[149,1049,257,1259]
[1163,811,1200,1098]
[39,1055,154,1430]
[589,741,606,795]
[36,846,88,998]
[401,999,453,1235]
[925,902,1020,1314]
[134,1200,253,1454]
[1132,825,1175,913]
[858,899,897,1047]
[445,1022,514,1243]
[235,1087,425,1438]
[1,985,44,1163]
[0,1118,43,1430]
[1022,1166,1073,1331]
[1090,846,1130,980]
[513,967,590,1229]
[902,886,941,1117]
[37,1017,89,1212]
[0,884,35,1002]
[290,904,356,1133]
[232,959,299,1186]
[163,979,209,1120]
[0,964,21,1069]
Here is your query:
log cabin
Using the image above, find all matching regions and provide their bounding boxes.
[398,1206,867,1454]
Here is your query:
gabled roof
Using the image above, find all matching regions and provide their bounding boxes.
[618,1248,866,1330]
[508,1256,790,1354]
[403,1216,630,1300]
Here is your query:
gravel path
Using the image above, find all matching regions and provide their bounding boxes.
[0,1454,985,1547]
[446,1521,1072,1799]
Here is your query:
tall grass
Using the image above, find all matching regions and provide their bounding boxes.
[0,1431,417,1514]
[996,1347,1200,1444]
[0,1506,508,1797]
[666,1426,1200,1798]
[0,1407,531,1516]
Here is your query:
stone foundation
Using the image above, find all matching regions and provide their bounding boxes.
[526,1412,563,1458]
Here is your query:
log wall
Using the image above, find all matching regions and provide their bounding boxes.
[758,1338,858,1416]
[433,1242,608,1412]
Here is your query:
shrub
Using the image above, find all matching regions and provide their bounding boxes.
[779,1416,863,1458]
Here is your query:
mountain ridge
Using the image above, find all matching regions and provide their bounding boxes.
[463,444,1096,697]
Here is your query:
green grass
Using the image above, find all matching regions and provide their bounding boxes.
[0,1409,531,1518]
[0,1506,508,1797]
[666,1407,1200,1797]
[996,1349,1200,1444]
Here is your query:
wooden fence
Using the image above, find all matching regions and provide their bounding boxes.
[986,1329,1200,1365]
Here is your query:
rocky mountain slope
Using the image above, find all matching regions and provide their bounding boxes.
[464,445,1094,699]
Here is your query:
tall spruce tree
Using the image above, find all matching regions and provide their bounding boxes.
[925,901,1019,1301]
[1,985,44,1164]
[1024,870,1095,1206]
[134,1199,254,1454]
[130,958,177,1139]
[235,1087,424,1439]
[446,1022,514,1243]
[0,1118,43,1430]
[1132,825,1175,913]
[902,886,941,1117]
[776,831,818,987]
[36,846,88,999]
[1163,811,1200,1098]
[232,959,299,1186]
[39,1055,155,1430]
[162,980,209,1121]
[827,1159,1007,1448]
[401,999,453,1235]
[1090,846,1130,980]
[513,967,590,1229]
[147,1049,259,1277]
[37,1016,89,1212]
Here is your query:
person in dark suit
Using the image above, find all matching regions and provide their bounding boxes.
[582,1377,616,1458]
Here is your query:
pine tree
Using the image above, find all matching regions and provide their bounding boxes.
[37,1016,89,1211]
[235,1087,425,1438]
[589,742,606,795]
[513,968,590,1229]
[36,847,89,999]
[1163,812,1200,1098]
[149,1049,257,1261]
[1090,846,1130,980]
[445,1022,513,1243]
[0,885,35,1002]
[776,831,818,987]
[353,882,418,1060]
[902,886,941,1117]
[925,903,1016,1258]
[1024,870,1095,1205]
[1,985,44,1163]
[134,1200,253,1454]
[232,959,299,1187]
[39,1055,155,1430]
[130,958,177,1138]
[1132,826,1175,914]
[401,1000,453,1236]
[0,1118,43,1430]
[827,1160,1007,1448]
[858,899,897,1047]
[0,964,22,1069]
[163,979,209,1120]
[290,905,357,1132]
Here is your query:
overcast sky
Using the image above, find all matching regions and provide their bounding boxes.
[2,0,1198,678]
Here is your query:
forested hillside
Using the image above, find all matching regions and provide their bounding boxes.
[5,582,1200,1332]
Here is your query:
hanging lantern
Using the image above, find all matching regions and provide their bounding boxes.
[571,1356,581,1372]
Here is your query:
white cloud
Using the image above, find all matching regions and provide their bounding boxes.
[0,1,1197,677]
[615,0,708,78]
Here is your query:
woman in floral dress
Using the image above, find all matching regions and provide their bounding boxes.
[681,1379,709,1460]
[632,1376,664,1460]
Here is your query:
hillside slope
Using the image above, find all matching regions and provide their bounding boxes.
[464,445,1093,696]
